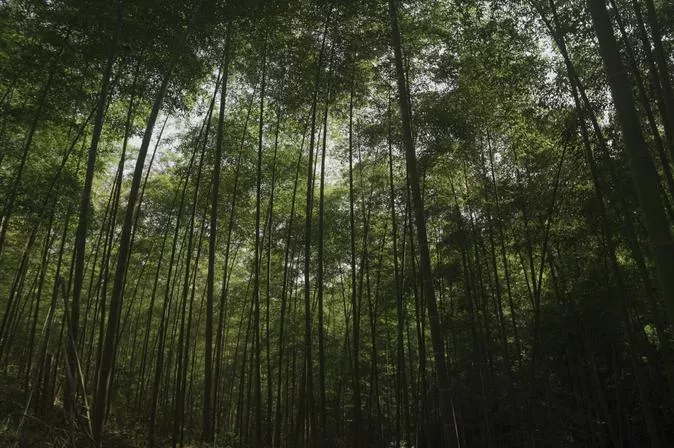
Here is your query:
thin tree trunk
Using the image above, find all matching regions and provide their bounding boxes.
[588,0,674,340]
[252,38,267,448]
[204,29,232,442]
[388,96,408,448]
[347,63,362,448]
[92,2,206,442]
[69,1,122,418]
[389,1,457,445]
[300,14,330,446]
[316,61,333,441]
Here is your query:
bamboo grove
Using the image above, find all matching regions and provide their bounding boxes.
[1,0,674,446]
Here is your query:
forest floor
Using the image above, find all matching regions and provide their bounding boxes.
[0,373,140,448]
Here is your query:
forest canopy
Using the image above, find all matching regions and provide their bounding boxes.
[1,0,674,446]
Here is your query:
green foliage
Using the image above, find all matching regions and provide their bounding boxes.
[1,0,674,446]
